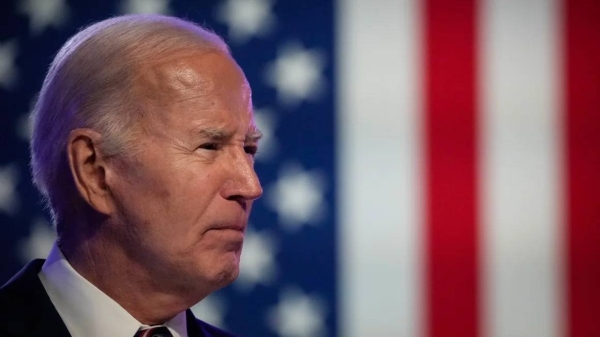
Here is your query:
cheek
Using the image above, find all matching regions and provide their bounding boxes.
[110,166,179,236]
[111,159,226,240]
[152,170,222,236]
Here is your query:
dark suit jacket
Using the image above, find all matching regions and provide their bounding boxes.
[0,260,236,337]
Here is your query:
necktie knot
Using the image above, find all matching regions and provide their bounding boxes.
[134,325,173,337]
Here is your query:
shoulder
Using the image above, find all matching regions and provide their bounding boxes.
[0,260,49,336]
[0,260,46,309]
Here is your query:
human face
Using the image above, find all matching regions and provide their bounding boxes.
[106,51,262,294]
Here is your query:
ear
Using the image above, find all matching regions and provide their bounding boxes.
[67,128,113,215]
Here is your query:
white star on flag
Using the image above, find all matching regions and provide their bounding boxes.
[267,287,327,337]
[119,0,171,14]
[264,42,326,108]
[191,293,227,329]
[215,0,276,44]
[266,163,326,231]
[254,107,279,161]
[19,0,70,35]
[235,228,277,291]
[0,40,19,89]
[0,164,20,216]
[18,218,56,262]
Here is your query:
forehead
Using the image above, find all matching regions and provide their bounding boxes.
[134,50,253,124]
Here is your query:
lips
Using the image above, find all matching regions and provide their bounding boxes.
[208,221,246,233]
[216,225,245,232]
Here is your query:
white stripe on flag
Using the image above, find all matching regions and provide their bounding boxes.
[336,0,422,336]
[480,1,563,336]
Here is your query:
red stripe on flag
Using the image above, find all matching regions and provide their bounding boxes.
[564,1,600,336]
[423,1,479,337]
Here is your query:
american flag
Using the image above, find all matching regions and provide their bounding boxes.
[0,0,598,337]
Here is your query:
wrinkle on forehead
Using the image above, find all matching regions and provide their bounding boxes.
[137,55,216,105]
[135,51,251,106]
[131,51,254,139]
[167,61,218,99]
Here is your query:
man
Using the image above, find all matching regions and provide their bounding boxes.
[0,14,262,337]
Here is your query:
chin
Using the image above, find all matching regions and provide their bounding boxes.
[184,247,242,291]
[219,258,241,282]
[198,268,237,294]
[202,256,241,288]
[174,265,238,302]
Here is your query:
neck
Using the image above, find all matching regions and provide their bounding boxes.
[61,230,205,325]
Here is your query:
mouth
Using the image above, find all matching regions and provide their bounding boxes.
[214,226,245,233]
[208,222,247,233]
[207,226,246,247]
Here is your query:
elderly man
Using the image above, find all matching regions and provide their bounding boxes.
[0,14,262,337]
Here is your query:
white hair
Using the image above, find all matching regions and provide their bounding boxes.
[30,14,230,232]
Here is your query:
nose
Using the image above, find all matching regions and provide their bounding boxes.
[222,150,263,204]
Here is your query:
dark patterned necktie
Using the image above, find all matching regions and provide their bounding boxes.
[134,326,174,337]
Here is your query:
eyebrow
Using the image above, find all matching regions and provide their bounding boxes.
[196,127,263,142]
[246,129,263,142]
[198,127,232,141]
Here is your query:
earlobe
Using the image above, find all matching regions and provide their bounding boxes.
[67,129,113,215]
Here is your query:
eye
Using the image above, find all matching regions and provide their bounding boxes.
[244,145,258,156]
[198,143,220,151]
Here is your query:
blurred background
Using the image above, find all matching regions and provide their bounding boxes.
[0,0,598,337]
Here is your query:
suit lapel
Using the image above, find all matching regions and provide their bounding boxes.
[186,309,236,337]
[186,309,207,337]
[0,260,71,337]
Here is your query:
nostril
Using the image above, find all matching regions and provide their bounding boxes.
[228,195,248,211]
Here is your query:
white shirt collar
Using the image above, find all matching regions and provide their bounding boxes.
[38,243,188,337]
